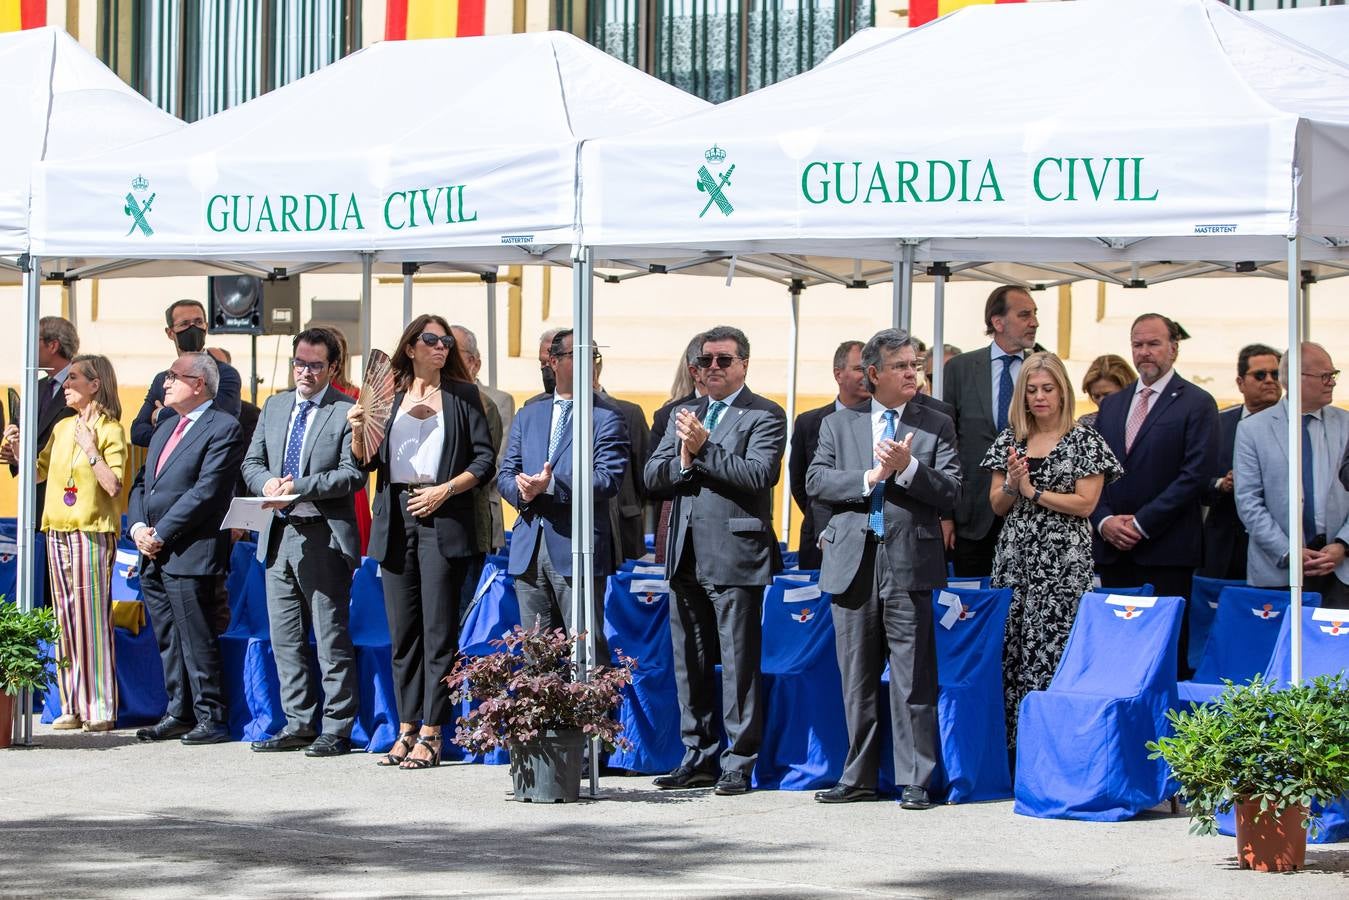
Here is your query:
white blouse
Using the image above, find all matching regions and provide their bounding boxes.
[389,404,444,484]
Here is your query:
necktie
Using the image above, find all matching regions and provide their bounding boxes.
[1303,413,1317,542]
[995,355,1015,432]
[548,399,573,461]
[1124,387,1153,454]
[869,410,898,538]
[283,400,315,480]
[38,377,61,417]
[704,400,727,433]
[154,416,192,477]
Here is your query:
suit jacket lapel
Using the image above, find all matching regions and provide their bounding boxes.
[549,397,574,468]
[157,408,213,480]
[851,406,874,466]
[267,394,291,474]
[299,394,337,474]
[1128,377,1184,458]
[708,388,752,445]
[974,350,994,428]
[382,392,406,465]
[1268,402,1289,463]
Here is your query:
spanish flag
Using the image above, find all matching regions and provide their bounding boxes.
[909,0,1024,29]
[385,0,485,40]
[0,0,45,33]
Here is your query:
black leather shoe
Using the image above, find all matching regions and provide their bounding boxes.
[304,734,352,758]
[180,723,231,745]
[135,716,193,742]
[900,785,933,810]
[714,771,750,796]
[814,783,877,804]
[652,765,717,790]
[250,732,314,752]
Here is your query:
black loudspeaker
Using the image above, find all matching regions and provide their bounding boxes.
[207,275,301,336]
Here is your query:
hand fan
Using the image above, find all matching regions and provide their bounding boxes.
[6,388,18,429]
[357,349,395,460]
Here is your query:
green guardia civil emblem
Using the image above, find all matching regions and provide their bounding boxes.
[696,145,735,218]
[124,174,156,237]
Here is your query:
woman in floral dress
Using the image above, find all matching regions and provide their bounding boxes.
[981,352,1122,753]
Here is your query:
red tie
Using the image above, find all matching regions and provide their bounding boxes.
[155,416,192,477]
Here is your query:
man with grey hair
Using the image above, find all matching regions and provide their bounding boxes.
[807,328,960,808]
[450,324,515,445]
[1237,341,1349,608]
[129,351,247,744]
[526,327,566,404]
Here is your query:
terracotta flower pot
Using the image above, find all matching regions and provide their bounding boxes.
[1234,800,1308,872]
[0,692,13,750]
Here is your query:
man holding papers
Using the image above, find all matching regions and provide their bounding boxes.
[241,329,366,757]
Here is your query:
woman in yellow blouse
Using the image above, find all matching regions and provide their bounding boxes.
[4,355,127,731]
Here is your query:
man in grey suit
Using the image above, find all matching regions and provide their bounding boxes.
[942,286,1039,575]
[807,329,961,809]
[1236,342,1349,609]
[242,328,367,755]
[450,324,515,452]
[645,325,787,796]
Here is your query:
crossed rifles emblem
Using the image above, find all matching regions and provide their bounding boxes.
[696,163,735,218]
[124,191,156,236]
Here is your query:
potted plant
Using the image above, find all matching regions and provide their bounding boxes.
[446,623,635,803]
[1148,673,1349,872]
[0,599,64,749]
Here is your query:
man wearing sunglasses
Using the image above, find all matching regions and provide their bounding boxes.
[241,328,366,756]
[1201,344,1281,582]
[645,326,787,797]
[1237,342,1349,609]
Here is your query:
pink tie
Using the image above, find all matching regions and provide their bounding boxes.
[1123,387,1153,454]
[155,416,192,477]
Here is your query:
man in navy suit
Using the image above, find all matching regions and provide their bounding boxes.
[129,352,246,745]
[1091,314,1219,671]
[131,300,243,447]
[499,329,629,668]
[1200,344,1282,581]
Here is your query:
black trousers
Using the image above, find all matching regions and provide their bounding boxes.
[380,487,470,727]
[1097,561,1194,677]
[141,565,227,727]
[950,519,1003,578]
[513,538,610,668]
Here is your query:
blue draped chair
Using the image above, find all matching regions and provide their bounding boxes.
[604,570,684,774]
[753,574,847,791]
[446,562,519,765]
[1187,575,1245,674]
[218,541,284,741]
[1014,592,1184,821]
[347,557,398,753]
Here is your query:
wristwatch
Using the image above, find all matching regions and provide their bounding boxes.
[88,454,100,467]
[1032,488,1043,506]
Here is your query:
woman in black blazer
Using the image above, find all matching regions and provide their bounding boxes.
[348,314,495,769]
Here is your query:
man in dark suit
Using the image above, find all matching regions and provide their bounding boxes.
[500,329,629,668]
[645,326,786,796]
[595,354,651,563]
[1200,343,1281,581]
[942,286,1040,576]
[129,352,246,745]
[241,329,365,757]
[1092,314,1219,669]
[131,300,243,447]
[806,329,961,809]
[790,341,869,571]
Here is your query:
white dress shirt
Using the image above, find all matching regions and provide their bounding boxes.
[389,401,444,485]
[862,398,920,495]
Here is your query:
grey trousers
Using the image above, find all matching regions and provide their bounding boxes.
[514,539,610,669]
[264,520,359,738]
[831,541,939,792]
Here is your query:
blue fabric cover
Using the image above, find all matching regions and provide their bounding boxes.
[603,570,683,774]
[1014,592,1184,821]
[446,562,518,765]
[931,586,1014,803]
[217,542,285,741]
[753,574,847,791]
[348,557,397,753]
[1090,583,1155,597]
[1187,575,1245,673]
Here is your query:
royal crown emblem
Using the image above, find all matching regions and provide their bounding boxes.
[704,144,727,164]
[131,174,149,192]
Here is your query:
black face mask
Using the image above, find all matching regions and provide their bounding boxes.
[540,365,556,395]
[175,325,206,353]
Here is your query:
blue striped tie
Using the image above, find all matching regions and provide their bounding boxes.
[869,410,897,538]
[548,399,572,461]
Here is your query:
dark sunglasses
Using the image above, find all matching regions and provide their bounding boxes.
[695,354,742,370]
[417,333,455,349]
[1246,369,1278,382]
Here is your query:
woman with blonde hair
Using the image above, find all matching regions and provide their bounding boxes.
[1077,354,1135,428]
[1,355,127,731]
[981,352,1122,754]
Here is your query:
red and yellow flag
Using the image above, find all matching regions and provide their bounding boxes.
[0,0,45,33]
[385,0,485,40]
[909,0,1024,29]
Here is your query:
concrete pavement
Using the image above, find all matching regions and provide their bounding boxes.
[2,725,1346,898]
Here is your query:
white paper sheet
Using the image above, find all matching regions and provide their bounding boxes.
[220,495,300,532]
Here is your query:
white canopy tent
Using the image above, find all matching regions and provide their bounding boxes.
[1253,5,1349,63]
[575,0,1349,684]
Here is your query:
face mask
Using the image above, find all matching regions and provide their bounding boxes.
[540,365,556,395]
[175,325,206,353]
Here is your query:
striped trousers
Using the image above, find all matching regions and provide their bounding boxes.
[45,530,118,723]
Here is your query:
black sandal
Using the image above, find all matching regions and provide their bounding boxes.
[378,730,418,767]
[400,734,443,770]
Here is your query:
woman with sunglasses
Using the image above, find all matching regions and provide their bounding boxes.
[348,315,495,769]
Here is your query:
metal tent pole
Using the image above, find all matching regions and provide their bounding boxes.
[1287,238,1303,686]
[894,244,914,332]
[359,253,374,379]
[1300,272,1311,342]
[401,262,418,326]
[570,247,598,798]
[930,264,949,399]
[15,255,41,745]
[779,280,802,546]
[483,272,499,388]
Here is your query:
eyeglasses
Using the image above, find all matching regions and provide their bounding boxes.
[1303,369,1341,386]
[1245,369,1278,382]
[882,361,920,373]
[695,354,743,370]
[417,333,455,349]
[291,358,329,374]
[163,370,202,385]
[551,351,574,359]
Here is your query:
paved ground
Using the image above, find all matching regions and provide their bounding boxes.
[2,725,1346,898]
